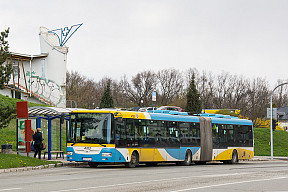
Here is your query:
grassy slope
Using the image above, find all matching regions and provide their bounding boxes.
[254,128,288,156]
[0,95,61,169]
[0,94,49,150]
[0,94,48,108]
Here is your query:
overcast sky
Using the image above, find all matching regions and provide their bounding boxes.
[1,0,288,87]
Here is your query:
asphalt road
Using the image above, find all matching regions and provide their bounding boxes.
[0,160,288,192]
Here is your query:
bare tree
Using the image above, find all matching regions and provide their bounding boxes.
[273,79,288,108]
[66,71,99,108]
[121,71,157,107]
[156,69,184,105]
[243,77,270,125]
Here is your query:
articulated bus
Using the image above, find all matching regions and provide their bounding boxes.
[66,110,254,167]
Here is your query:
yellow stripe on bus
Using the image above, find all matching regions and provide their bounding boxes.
[71,110,148,119]
[67,143,115,147]
[213,148,254,161]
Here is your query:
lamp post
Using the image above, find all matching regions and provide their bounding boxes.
[270,82,288,160]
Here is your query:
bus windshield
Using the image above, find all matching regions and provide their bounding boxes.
[68,113,113,144]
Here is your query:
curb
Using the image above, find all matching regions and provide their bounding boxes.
[0,161,87,174]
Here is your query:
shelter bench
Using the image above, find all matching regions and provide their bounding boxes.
[43,151,64,159]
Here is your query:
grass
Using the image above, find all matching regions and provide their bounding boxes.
[254,128,288,156]
[0,93,49,108]
[0,153,59,169]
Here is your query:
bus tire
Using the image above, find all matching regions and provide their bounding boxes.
[88,162,98,168]
[230,150,238,164]
[180,150,192,166]
[125,151,139,168]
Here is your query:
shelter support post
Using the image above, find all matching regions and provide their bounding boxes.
[48,117,52,160]
[60,119,62,152]
[36,117,41,128]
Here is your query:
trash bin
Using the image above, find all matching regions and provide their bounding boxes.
[1,144,13,154]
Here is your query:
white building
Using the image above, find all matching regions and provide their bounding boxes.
[0,27,68,107]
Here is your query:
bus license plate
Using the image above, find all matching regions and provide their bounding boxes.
[83,157,92,161]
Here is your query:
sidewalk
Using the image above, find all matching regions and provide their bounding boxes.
[251,156,288,161]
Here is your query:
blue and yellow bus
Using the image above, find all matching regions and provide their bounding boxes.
[66,110,253,167]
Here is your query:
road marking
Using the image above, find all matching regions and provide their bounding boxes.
[170,177,288,192]
[0,188,23,192]
[48,172,250,192]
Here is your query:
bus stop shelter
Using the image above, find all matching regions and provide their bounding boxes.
[18,107,72,160]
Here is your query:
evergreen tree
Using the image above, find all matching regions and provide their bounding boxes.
[0,28,12,89]
[99,82,114,108]
[185,73,202,114]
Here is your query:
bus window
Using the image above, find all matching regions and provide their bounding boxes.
[166,121,180,147]
[179,122,189,147]
[69,113,113,144]
[218,124,227,145]
[155,121,166,147]
[226,124,235,146]
[115,118,126,147]
[191,122,200,146]
[134,119,146,147]
[125,119,134,147]
[146,120,157,147]
[235,125,253,147]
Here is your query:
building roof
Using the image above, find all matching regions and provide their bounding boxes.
[10,52,48,60]
[277,106,288,120]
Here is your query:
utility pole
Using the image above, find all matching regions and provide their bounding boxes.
[270,82,288,160]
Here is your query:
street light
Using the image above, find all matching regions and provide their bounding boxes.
[270,82,288,160]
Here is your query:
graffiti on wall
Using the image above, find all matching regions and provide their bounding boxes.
[26,71,64,106]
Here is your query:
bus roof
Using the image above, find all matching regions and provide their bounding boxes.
[70,109,252,126]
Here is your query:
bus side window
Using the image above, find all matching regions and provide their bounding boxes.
[155,121,166,147]
[125,119,134,147]
[179,122,189,147]
[191,122,200,146]
[134,119,146,147]
[236,125,253,147]
[146,120,156,147]
[166,121,180,147]
[115,119,126,147]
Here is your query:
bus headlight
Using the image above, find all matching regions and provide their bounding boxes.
[102,153,112,157]
[67,152,73,156]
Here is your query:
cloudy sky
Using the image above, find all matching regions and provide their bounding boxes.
[1,0,288,86]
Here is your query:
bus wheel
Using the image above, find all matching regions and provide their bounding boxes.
[230,150,238,164]
[180,150,192,166]
[125,151,139,168]
[88,162,98,168]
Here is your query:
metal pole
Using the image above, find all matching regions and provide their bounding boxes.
[48,117,52,160]
[60,118,62,152]
[270,95,273,160]
[29,57,32,97]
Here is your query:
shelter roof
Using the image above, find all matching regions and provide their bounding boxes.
[28,107,76,116]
